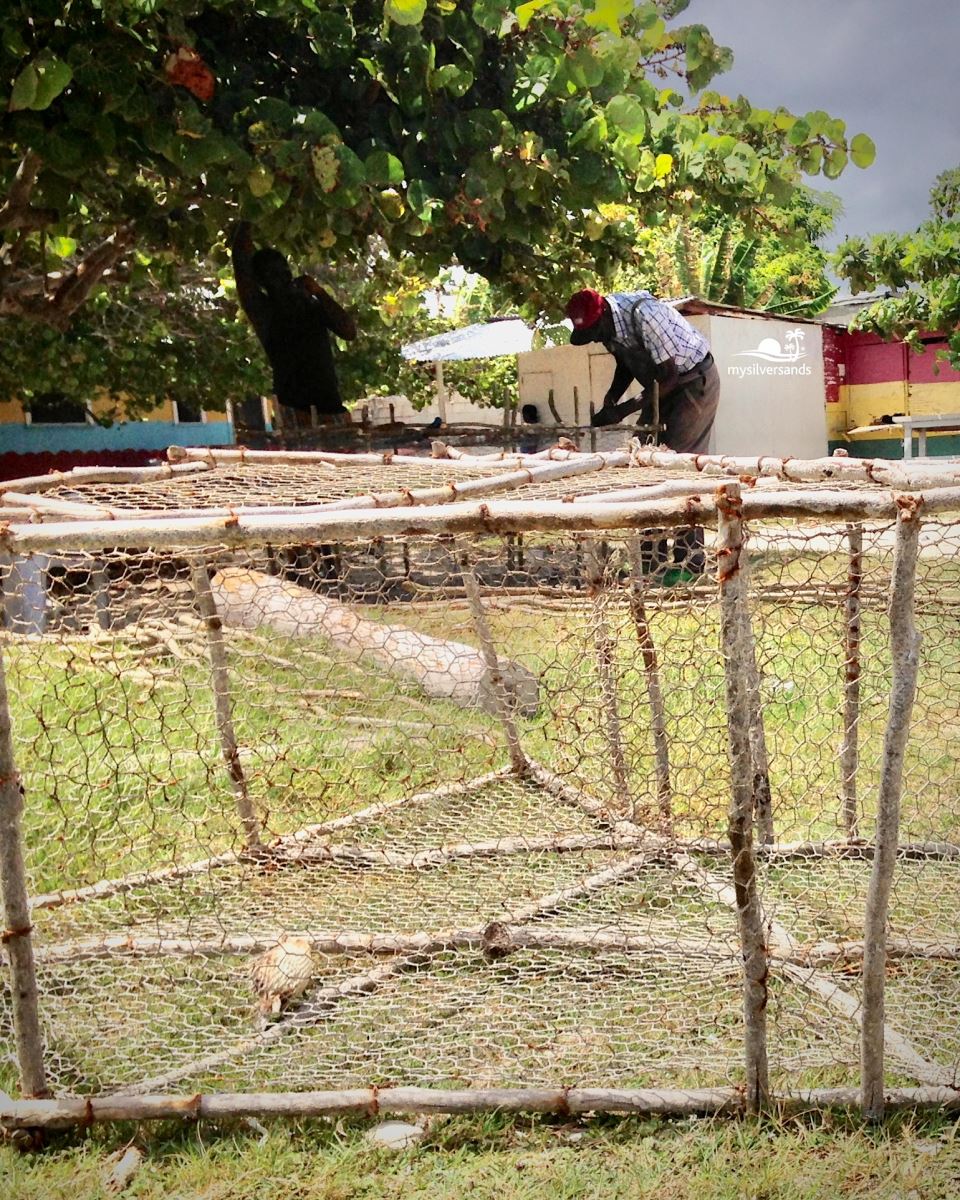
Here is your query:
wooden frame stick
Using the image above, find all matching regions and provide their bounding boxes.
[584,540,634,817]
[0,644,47,1098]
[190,560,263,853]
[626,536,672,825]
[4,1084,959,1130]
[861,499,923,1118]
[716,483,770,1109]
[841,523,864,836]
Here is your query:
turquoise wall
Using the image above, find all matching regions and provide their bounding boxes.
[0,421,234,455]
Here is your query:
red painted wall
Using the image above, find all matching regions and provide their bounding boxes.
[839,329,958,387]
[906,342,960,385]
[822,326,844,403]
[842,331,908,386]
[0,449,160,483]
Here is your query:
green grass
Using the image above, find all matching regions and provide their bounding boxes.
[3,1110,960,1199]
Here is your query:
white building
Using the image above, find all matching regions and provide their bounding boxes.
[518,299,828,458]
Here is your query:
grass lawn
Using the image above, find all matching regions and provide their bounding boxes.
[3,1110,960,1199]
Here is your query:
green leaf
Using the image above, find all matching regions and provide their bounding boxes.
[248,165,275,197]
[365,149,405,185]
[48,236,78,258]
[9,63,38,112]
[850,132,876,169]
[384,0,427,25]
[516,0,551,31]
[799,144,823,174]
[32,57,73,110]
[823,147,848,179]
[431,63,474,96]
[786,118,810,146]
[311,141,340,191]
[605,94,647,141]
[654,152,673,179]
[585,0,633,35]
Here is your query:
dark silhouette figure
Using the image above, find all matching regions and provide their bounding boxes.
[231,222,357,422]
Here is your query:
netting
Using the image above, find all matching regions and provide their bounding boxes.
[1,448,959,1122]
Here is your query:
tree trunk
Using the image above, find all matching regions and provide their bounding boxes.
[210,568,538,718]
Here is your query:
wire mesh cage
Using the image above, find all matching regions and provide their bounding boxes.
[1,446,960,1129]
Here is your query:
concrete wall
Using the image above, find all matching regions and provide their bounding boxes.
[517,314,828,458]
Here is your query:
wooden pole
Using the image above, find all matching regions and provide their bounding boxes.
[459,548,528,773]
[0,644,47,1097]
[584,541,633,817]
[190,561,263,853]
[626,537,672,827]
[0,460,212,497]
[861,499,923,1119]
[5,1085,960,1131]
[626,443,960,490]
[841,523,864,837]
[14,486,960,559]
[716,483,769,1112]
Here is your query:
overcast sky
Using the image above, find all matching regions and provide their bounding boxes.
[689,0,960,247]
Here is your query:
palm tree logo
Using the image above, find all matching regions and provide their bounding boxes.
[734,328,807,363]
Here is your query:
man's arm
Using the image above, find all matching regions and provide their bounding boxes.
[230,222,270,343]
[299,276,357,340]
[602,359,634,407]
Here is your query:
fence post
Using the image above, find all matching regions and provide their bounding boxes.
[190,560,264,854]
[716,483,769,1112]
[626,536,672,827]
[584,540,633,818]
[841,522,864,837]
[459,547,528,774]
[0,643,48,1097]
[861,500,922,1119]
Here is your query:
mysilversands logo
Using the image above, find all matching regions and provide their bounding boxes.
[727,328,812,377]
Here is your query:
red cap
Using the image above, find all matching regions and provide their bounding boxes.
[566,288,605,330]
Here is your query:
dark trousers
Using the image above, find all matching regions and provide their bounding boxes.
[645,358,720,573]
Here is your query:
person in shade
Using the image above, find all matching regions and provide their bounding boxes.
[566,288,721,578]
[231,222,357,427]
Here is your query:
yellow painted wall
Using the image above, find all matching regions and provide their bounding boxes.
[908,381,960,415]
[838,378,960,444]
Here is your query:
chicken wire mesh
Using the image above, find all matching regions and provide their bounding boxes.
[1,477,959,1119]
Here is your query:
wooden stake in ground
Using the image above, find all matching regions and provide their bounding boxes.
[190,561,263,853]
[0,643,47,1098]
[626,536,672,826]
[842,523,864,837]
[459,547,528,773]
[209,567,539,718]
[584,540,634,818]
[716,482,769,1112]
[861,499,923,1119]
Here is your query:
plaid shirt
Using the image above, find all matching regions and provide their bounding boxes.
[605,292,709,374]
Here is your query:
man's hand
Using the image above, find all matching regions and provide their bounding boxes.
[231,221,254,253]
[591,396,644,427]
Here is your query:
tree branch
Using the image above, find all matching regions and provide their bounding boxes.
[49,230,134,327]
[0,151,57,235]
